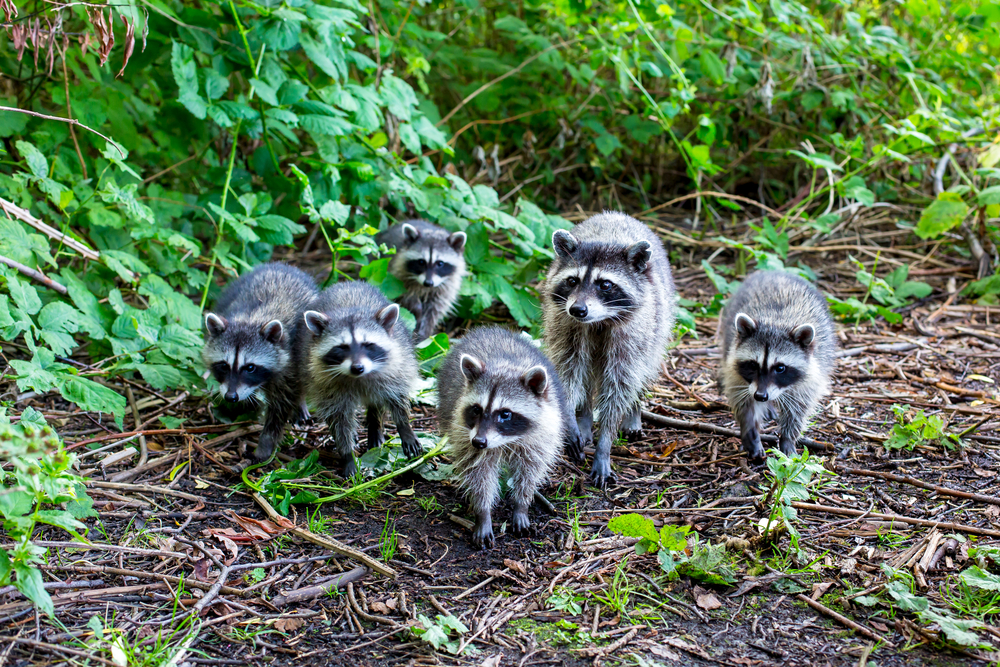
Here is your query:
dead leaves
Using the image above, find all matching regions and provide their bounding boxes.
[694,586,723,611]
[211,509,294,542]
[272,616,305,633]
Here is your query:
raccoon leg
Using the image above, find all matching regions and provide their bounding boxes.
[328,412,360,478]
[591,404,624,489]
[254,401,292,461]
[388,400,422,459]
[575,396,594,453]
[777,405,806,458]
[562,410,586,464]
[363,406,385,452]
[736,401,765,463]
[294,400,310,425]
[622,402,643,441]
[462,457,501,549]
[509,456,547,537]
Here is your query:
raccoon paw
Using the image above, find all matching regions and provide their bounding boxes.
[294,404,311,425]
[779,437,799,457]
[564,436,587,465]
[622,427,643,443]
[401,436,422,459]
[471,522,495,550]
[342,457,360,479]
[588,458,616,489]
[511,511,532,537]
[252,438,276,462]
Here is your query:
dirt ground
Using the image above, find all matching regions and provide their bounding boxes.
[4,230,1000,667]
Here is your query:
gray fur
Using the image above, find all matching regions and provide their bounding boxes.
[717,270,837,461]
[301,281,422,477]
[376,219,466,341]
[202,263,318,461]
[438,327,576,549]
[539,211,676,488]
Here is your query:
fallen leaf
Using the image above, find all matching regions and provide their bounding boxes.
[662,637,714,661]
[396,488,415,496]
[694,587,722,610]
[503,559,527,576]
[222,509,294,540]
[371,601,390,614]
[191,558,211,581]
[974,467,997,478]
[385,598,398,610]
[212,533,240,565]
[840,558,857,576]
[731,658,763,666]
[986,505,999,519]
[479,656,502,667]
[967,374,994,384]
[203,527,256,544]
[272,617,305,633]
[194,478,210,489]
[647,644,681,662]
[810,582,834,600]
[870,620,889,632]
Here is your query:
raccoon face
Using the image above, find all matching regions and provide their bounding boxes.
[733,313,814,403]
[457,354,548,450]
[202,314,282,403]
[399,224,466,289]
[549,230,651,324]
[305,304,399,378]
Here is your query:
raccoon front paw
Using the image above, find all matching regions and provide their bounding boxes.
[511,511,531,537]
[622,427,643,443]
[471,522,495,550]
[294,403,311,425]
[401,436,422,459]
[589,457,616,489]
[741,432,765,464]
[252,437,277,462]
[342,457,359,479]
[779,437,799,457]
[564,435,587,464]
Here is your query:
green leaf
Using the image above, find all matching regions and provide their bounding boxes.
[14,141,48,179]
[14,562,53,616]
[608,513,660,543]
[787,150,842,172]
[916,192,968,239]
[204,69,230,101]
[960,565,1000,591]
[977,184,1000,206]
[136,364,186,391]
[886,581,929,612]
[57,375,126,429]
[171,41,206,120]
[301,33,346,82]
[700,50,726,85]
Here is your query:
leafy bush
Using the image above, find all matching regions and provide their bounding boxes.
[0,408,95,615]
[885,403,961,450]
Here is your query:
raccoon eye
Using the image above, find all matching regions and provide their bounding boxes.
[415,259,427,269]
[435,260,445,269]
[245,364,257,373]
[774,364,786,374]
[498,410,512,422]
[362,342,374,349]
[566,277,579,287]
[598,280,613,291]
[471,405,482,416]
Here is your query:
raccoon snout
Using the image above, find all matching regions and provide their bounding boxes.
[753,389,769,402]
[423,276,435,287]
[350,363,366,376]
[224,390,240,403]
[568,302,588,319]
[471,435,488,449]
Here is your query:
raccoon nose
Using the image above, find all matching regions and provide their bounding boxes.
[753,389,769,402]
[423,278,434,287]
[569,303,588,319]
[350,363,365,376]
[224,391,239,403]
[472,435,488,449]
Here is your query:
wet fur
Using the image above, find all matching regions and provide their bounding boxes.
[437,327,577,548]
[376,219,466,341]
[539,212,676,488]
[717,271,837,461]
[202,263,318,461]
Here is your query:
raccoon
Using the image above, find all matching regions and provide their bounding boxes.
[438,327,576,549]
[202,263,318,462]
[717,270,837,462]
[540,211,676,489]
[375,220,467,341]
[301,281,422,477]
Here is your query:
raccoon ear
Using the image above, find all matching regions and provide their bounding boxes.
[260,319,284,344]
[552,230,579,259]
[304,310,329,336]
[402,223,420,243]
[627,241,652,272]
[522,365,549,396]
[376,303,400,331]
[205,313,227,337]
[460,354,486,382]
[448,231,467,252]
[791,323,815,348]
[734,313,757,339]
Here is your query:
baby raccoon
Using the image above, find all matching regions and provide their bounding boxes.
[202,263,318,462]
[717,270,837,462]
[301,281,422,477]
[438,327,576,549]
[540,212,676,489]
[375,219,467,341]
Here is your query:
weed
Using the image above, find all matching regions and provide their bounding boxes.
[547,587,585,615]
[411,614,470,655]
[244,568,266,585]
[417,496,442,514]
[885,404,960,450]
[760,448,831,552]
[380,512,398,563]
[593,557,633,616]
[942,576,1000,620]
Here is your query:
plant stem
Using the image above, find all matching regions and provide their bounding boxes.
[312,443,445,505]
[200,118,243,309]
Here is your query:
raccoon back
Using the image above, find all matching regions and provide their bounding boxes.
[214,263,318,326]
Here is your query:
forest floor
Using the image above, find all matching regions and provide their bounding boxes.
[4,213,1000,667]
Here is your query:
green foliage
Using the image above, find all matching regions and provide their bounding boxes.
[761,449,831,550]
[827,259,932,325]
[380,511,398,562]
[917,192,969,240]
[0,409,94,616]
[885,403,961,450]
[547,587,585,615]
[606,513,733,584]
[412,614,470,655]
